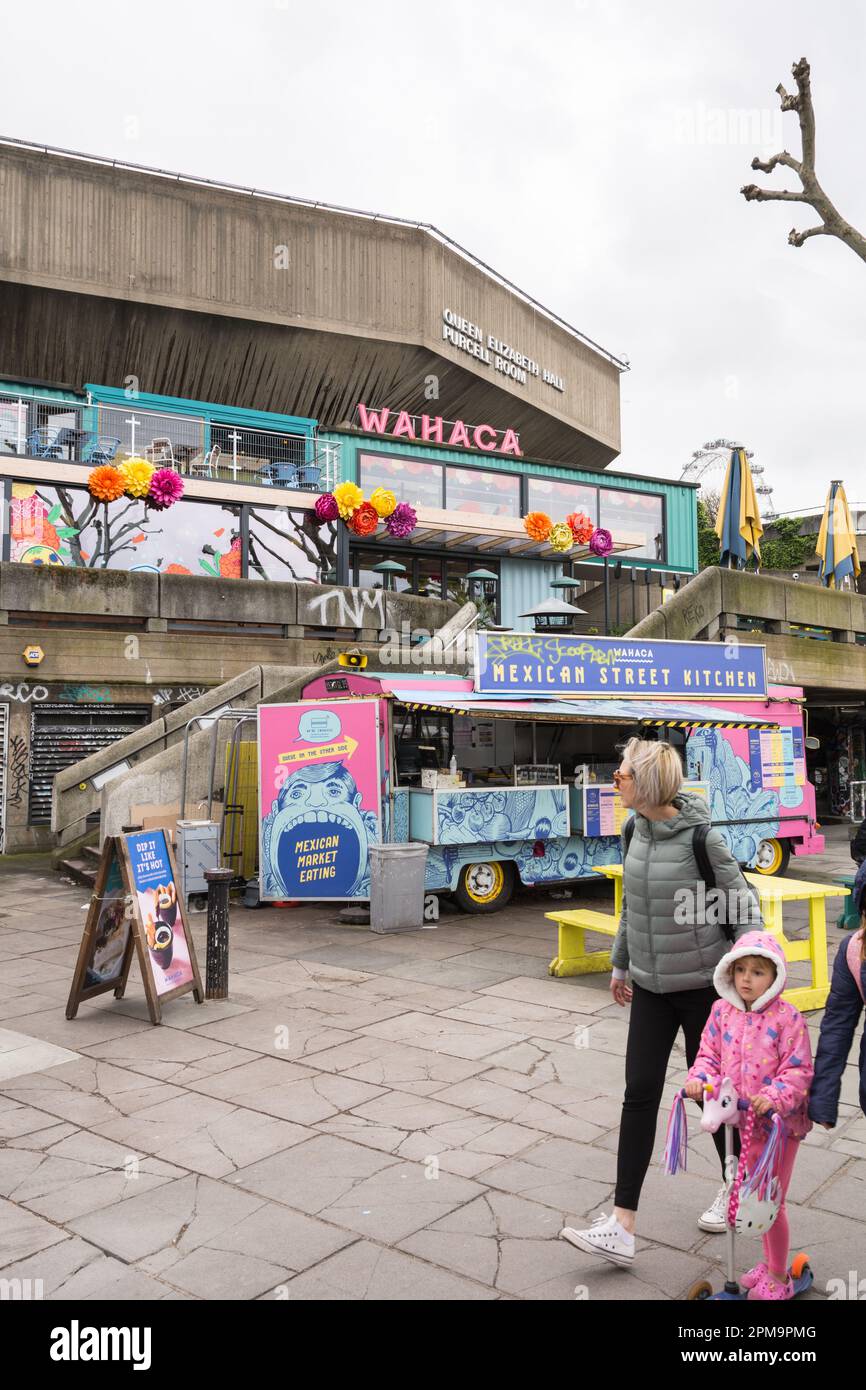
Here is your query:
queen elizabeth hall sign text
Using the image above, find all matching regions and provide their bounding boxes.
[475,634,768,699]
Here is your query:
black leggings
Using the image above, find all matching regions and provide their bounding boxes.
[615,981,740,1211]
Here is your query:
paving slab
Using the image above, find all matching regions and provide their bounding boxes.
[271,1240,497,1300]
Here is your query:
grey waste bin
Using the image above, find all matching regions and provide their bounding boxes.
[369,842,428,933]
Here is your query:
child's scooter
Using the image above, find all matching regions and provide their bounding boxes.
[664,1078,813,1301]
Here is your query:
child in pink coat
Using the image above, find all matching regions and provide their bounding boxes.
[684,930,813,1301]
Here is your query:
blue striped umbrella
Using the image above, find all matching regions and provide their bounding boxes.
[816,480,861,588]
[714,448,763,568]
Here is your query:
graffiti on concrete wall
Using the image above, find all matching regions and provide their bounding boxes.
[152,687,207,707]
[57,684,112,703]
[0,682,49,704]
[6,734,29,809]
[303,587,385,630]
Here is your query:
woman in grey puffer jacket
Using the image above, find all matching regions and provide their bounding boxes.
[561,737,761,1269]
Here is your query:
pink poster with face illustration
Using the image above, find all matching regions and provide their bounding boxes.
[258,700,383,901]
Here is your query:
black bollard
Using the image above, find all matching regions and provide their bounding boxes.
[204,868,234,999]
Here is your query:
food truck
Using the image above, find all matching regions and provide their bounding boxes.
[257,635,823,913]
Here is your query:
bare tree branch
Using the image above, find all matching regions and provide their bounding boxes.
[750,151,801,176]
[742,186,809,204]
[788,225,828,247]
[742,57,866,264]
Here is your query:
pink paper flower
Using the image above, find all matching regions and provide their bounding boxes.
[589,527,613,557]
[314,492,340,523]
[385,503,417,538]
[148,468,185,511]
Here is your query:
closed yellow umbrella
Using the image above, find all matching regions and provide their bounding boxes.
[816,480,861,588]
[714,448,763,567]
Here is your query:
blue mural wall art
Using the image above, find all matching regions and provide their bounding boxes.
[435,787,568,846]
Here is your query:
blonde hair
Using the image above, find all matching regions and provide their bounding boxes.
[621,737,683,809]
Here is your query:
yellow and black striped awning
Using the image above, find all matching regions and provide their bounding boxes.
[391,691,778,730]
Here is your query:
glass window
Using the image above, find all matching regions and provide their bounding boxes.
[355,550,411,592]
[599,488,664,561]
[446,558,499,622]
[445,467,520,517]
[526,477,598,523]
[9,483,242,576]
[359,452,444,509]
[416,554,444,598]
[248,506,337,583]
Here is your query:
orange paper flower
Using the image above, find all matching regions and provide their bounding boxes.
[523,511,552,543]
[348,501,380,537]
[88,466,126,503]
[567,511,594,544]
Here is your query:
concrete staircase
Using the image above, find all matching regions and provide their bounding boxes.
[58,842,102,889]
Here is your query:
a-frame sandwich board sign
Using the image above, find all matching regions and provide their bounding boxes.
[66,831,204,1026]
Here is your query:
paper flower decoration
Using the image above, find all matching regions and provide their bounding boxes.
[87,465,126,503]
[118,457,155,499]
[386,503,417,538]
[589,527,613,557]
[314,493,340,523]
[148,468,185,511]
[370,487,397,519]
[333,481,364,519]
[348,501,380,537]
[567,511,594,544]
[549,522,574,553]
[523,511,552,543]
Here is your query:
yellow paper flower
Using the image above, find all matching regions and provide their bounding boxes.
[370,487,397,519]
[549,522,574,553]
[333,481,364,519]
[118,457,155,499]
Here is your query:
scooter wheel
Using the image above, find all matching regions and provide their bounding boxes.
[687,1279,713,1301]
[790,1252,810,1280]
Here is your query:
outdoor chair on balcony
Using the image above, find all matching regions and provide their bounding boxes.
[188,444,220,480]
[82,436,121,466]
[145,437,176,469]
[26,427,64,460]
[267,461,300,487]
[296,463,322,490]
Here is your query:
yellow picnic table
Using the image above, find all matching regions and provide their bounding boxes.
[545,864,848,1012]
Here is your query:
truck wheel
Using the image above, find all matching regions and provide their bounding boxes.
[754,838,791,876]
[454,861,514,913]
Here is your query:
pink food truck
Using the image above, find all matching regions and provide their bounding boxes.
[257,637,823,914]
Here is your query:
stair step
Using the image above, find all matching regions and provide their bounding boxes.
[58,858,98,889]
[81,844,102,863]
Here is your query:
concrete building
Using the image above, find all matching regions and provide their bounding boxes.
[0,137,706,851]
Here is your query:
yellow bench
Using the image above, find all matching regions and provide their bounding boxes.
[546,908,619,978]
[587,864,848,1012]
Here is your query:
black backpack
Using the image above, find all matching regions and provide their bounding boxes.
[622,818,736,942]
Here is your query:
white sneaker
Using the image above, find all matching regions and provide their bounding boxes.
[560,1213,635,1267]
[698,1185,730,1233]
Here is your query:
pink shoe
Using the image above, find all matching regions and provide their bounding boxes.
[740,1262,768,1290]
[747,1268,794,1301]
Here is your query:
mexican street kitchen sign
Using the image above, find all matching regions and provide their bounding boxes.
[475,633,768,699]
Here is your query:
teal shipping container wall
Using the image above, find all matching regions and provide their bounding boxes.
[500,558,563,630]
[320,429,699,574]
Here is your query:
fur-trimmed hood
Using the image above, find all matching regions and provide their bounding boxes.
[713,930,787,1012]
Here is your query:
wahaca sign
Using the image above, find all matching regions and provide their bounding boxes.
[356,404,522,457]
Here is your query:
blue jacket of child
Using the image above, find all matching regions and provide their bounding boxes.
[808,938,866,1126]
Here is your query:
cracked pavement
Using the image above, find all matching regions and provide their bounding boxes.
[0,836,864,1301]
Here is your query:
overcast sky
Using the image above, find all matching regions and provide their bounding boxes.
[2,0,865,512]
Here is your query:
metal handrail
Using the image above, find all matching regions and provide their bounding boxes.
[179,708,257,822]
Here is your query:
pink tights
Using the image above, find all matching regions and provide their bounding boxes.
[745,1136,799,1278]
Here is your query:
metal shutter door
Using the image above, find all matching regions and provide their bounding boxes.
[28,703,152,826]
